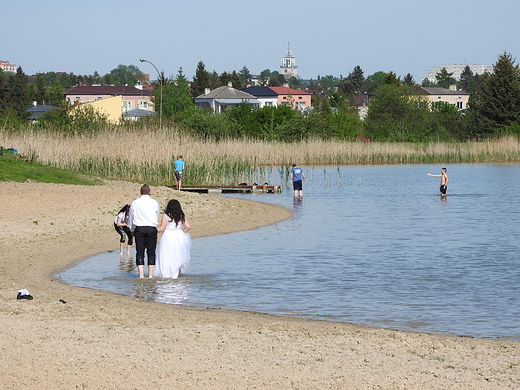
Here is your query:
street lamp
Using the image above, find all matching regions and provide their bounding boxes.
[139,58,163,130]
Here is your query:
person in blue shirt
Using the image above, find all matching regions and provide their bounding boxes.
[289,163,306,198]
[173,156,185,191]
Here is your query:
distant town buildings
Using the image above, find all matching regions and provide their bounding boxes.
[0,60,17,73]
[280,44,298,80]
[426,64,492,83]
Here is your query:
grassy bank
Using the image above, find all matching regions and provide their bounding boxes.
[1,127,520,185]
[0,155,102,185]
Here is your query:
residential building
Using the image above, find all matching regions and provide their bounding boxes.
[122,108,155,121]
[69,95,123,123]
[63,85,153,113]
[241,86,312,111]
[194,86,260,113]
[414,87,470,110]
[0,60,17,73]
[426,64,492,83]
[27,105,59,121]
[239,86,278,108]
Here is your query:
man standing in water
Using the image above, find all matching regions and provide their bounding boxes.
[129,184,160,278]
[290,163,306,198]
[173,156,185,191]
[427,168,449,196]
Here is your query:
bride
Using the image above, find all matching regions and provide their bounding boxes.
[153,199,191,278]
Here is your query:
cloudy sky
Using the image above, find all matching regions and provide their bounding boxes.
[3,0,518,82]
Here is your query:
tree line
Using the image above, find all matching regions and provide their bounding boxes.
[1,53,520,142]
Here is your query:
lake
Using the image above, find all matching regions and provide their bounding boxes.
[57,164,520,341]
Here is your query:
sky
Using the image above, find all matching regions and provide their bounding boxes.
[3,0,519,83]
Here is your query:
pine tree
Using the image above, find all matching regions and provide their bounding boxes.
[347,66,365,91]
[470,52,520,136]
[0,70,10,111]
[10,67,32,118]
[33,74,47,105]
[230,70,241,89]
[435,68,456,89]
[458,65,474,91]
[192,61,210,97]
[161,67,195,118]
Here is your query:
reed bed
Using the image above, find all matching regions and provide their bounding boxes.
[2,126,520,185]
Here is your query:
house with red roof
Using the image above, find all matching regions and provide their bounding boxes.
[241,86,311,111]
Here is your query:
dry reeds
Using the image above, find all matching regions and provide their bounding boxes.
[2,126,520,185]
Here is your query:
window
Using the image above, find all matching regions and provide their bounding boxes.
[456,101,463,109]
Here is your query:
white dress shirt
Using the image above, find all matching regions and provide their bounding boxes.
[128,195,160,231]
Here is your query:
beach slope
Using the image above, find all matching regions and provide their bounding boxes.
[0,181,518,389]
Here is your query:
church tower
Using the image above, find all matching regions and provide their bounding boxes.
[280,43,298,80]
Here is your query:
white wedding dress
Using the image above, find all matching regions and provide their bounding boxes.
[153,218,191,278]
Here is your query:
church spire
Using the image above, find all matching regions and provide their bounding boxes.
[280,42,298,80]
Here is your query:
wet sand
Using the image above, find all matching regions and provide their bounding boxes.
[1,181,519,389]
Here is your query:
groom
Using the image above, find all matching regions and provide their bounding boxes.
[128,184,160,278]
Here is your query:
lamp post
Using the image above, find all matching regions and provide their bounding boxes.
[139,58,163,130]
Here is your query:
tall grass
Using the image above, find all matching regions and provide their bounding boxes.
[1,125,520,185]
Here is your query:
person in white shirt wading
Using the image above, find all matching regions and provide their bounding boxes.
[128,184,160,278]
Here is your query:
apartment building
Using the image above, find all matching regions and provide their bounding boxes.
[0,60,17,73]
[426,64,492,83]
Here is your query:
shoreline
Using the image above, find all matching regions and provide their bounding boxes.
[1,181,519,389]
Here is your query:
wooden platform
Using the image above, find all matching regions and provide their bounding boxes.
[165,185,282,194]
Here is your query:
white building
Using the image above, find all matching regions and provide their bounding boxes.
[0,60,17,73]
[280,43,298,80]
[426,64,492,83]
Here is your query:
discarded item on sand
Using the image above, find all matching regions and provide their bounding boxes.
[17,289,33,300]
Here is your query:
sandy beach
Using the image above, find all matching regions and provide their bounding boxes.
[1,180,519,389]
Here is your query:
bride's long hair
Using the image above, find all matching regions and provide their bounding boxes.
[164,199,185,224]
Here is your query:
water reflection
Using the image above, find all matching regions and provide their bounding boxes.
[119,253,135,273]
[132,278,191,304]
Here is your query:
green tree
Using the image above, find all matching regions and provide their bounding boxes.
[435,68,456,89]
[48,81,66,106]
[192,61,210,97]
[92,71,102,85]
[160,67,195,119]
[382,71,400,85]
[268,76,281,86]
[338,79,355,98]
[364,82,432,141]
[32,74,47,105]
[210,71,221,89]
[102,73,114,85]
[238,66,252,87]
[318,75,338,93]
[0,69,10,111]
[259,69,271,86]
[421,78,437,87]
[469,52,520,137]
[219,71,231,87]
[109,64,143,87]
[458,65,473,90]
[230,70,241,89]
[403,73,416,87]
[361,71,387,93]
[10,67,32,118]
[288,76,301,89]
[347,66,365,90]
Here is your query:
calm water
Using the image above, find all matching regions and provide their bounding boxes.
[57,164,520,341]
